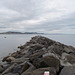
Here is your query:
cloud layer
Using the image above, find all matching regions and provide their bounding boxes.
[0,0,75,34]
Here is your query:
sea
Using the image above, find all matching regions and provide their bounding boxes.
[0,34,75,61]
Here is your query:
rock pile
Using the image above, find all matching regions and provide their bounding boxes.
[0,36,75,75]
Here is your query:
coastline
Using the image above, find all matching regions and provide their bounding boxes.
[0,36,75,75]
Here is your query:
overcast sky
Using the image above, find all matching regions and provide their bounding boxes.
[0,0,75,34]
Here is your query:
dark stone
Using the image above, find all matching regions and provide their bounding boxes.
[0,66,4,73]
[29,51,44,61]
[18,46,25,49]
[4,73,19,75]
[26,67,56,75]
[21,64,36,75]
[43,56,60,71]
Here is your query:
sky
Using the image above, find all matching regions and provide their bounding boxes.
[0,0,75,34]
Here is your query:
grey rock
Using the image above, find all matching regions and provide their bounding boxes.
[60,53,75,66]
[0,66,4,73]
[21,64,36,75]
[24,67,56,75]
[11,57,29,64]
[63,47,72,53]
[4,73,19,75]
[1,36,75,75]
[43,55,60,71]
[2,56,15,62]
[60,66,75,75]
[2,63,17,75]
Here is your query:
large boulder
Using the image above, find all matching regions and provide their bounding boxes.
[1,36,75,75]
[21,64,36,75]
[24,67,56,75]
[43,55,60,71]
[0,66,4,73]
[60,53,75,66]
[2,56,15,62]
[2,63,17,75]
[60,66,75,75]
[29,50,44,61]
[12,61,32,74]
[30,52,60,72]
[11,51,24,58]
[11,57,29,64]
[4,73,19,75]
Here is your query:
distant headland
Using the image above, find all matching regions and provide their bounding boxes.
[0,31,44,34]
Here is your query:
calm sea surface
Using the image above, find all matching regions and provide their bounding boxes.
[0,34,75,61]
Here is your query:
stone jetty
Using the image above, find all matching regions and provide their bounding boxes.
[0,36,75,75]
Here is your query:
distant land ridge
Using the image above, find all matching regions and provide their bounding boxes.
[0,31,44,34]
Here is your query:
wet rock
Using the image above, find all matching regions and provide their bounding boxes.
[60,66,75,75]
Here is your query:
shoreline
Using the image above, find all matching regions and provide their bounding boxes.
[0,36,75,75]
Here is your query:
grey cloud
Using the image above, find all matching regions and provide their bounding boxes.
[25,12,75,33]
[0,0,75,34]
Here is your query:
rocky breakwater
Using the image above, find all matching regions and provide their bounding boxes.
[0,36,75,75]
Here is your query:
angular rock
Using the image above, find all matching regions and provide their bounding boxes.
[51,44,64,55]
[11,51,24,58]
[12,64,22,74]
[31,53,60,72]
[60,66,75,75]
[43,55,60,71]
[21,64,36,75]
[11,57,29,64]
[63,47,72,53]
[6,57,15,62]
[0,66,4,73]
[18,46,25,49]
[2,56,9,62]
[29,44,43,53]
[21,62,30,73]
[1,36,75,75]
[43,53,59,60]
[2,63,17,75]
[60,53,75,66]
[4,73,19,75]
[2,56,15,62]
[24,67,56,75]
[29,51,44,61]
